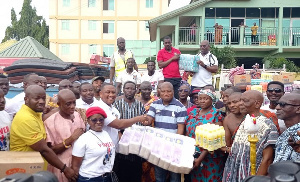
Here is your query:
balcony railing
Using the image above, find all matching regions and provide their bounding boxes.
[179,27,199,45]
[282,27,300,46]
[179,27,300,47]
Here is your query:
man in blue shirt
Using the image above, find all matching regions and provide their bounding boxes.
[147,82,187,182]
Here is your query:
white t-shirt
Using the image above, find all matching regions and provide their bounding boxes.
[98,99,120,146]
[76,98,101,110]
[4,97,9,109]
[5,92,25,120]
[141,70,164,93]
[116,70,141,87]
[191,52,218,87]
[0,110,12,151]
[72,130,115,178]
[261,104,287,132]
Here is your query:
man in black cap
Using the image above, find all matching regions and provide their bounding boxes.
[91,76,105,100]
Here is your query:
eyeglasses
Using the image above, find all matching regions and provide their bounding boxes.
[90,118,105,123]
[192,96,199,100]
[267,88,283,93]
[276,101,300,108]
[179,89,189,93]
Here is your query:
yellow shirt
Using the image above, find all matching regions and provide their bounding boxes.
[251,25,258,35]
[10,105,46,151]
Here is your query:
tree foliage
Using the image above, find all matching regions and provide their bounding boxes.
[210,45,237,69]
[262,56,300,72]
[1,0,49,48]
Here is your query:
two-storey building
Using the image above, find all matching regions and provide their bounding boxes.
[149,0,300,61]
[49,0,170,64]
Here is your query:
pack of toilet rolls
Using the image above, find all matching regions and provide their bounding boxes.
[119,125,195,174]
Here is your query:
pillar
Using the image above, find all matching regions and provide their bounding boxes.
[156,26,161,54]
[278,6,283,52]
[239,26,245,46]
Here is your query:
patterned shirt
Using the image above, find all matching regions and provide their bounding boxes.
[274,123,300,163]
[113,98,145,161]
[223,116,279,182]
[147,98,187,133]
[113,98,145,125]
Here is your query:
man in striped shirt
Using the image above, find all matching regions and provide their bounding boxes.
[147,82,187,182]
[113,81,144,182]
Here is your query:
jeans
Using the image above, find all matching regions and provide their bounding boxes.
[77,173,113,182]
[164,78,182,99]
[251,35,258,44]
[155,166,181,182]
[114,153,142,182]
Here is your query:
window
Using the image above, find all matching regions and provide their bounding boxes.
[88,20,97,30]
[292,8,300,18]
[88,0,96,7]
[145,21,149,31]
[63,0,70,7]
[61,20,70,30]
[283,8,291,18]
[246,8,260,18]
[216,8,230,18]
[231,8,245,17]
[89,44,97,55]
[103,0,114,10]
[103,45,114,57]
[205,8,215,18]
[103,21,114,33]
[261,8,275,18]
[146,0,153,8]
[126,40,157,64]
[61,44,70,55]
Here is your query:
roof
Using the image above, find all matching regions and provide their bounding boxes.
[0,40,17,52]
[149,0,211,41]
[0,36,63,61]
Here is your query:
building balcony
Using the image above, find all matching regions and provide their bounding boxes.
[178,27,300,47]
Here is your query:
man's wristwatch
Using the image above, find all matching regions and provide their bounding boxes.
[204,65,207,69]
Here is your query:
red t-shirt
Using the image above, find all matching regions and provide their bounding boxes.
[157,47,181,78]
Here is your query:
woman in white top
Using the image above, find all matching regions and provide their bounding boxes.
[72,107,117,182]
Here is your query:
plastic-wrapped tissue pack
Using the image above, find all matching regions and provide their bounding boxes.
[179,54,200,72]
[119,126,196,174]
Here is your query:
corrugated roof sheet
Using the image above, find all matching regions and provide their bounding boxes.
[0,36,62,61]
[0,40,17,52]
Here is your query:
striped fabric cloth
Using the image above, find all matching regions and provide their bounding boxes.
[147,98,187,133]
[113,98,145,125]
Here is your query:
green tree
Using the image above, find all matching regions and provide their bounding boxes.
[1,0,49,48]
[2,9,18,41]
[262,56,300,72]
[210,45,237,69]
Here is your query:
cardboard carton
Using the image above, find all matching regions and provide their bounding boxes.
[0,151,44,178]
[234,74,251,86]
[273,74,295,84]
[280,72,296,77]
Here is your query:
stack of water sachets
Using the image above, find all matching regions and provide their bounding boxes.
[119,126,196,174]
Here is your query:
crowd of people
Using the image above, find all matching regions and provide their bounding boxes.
[0,36,300,182]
